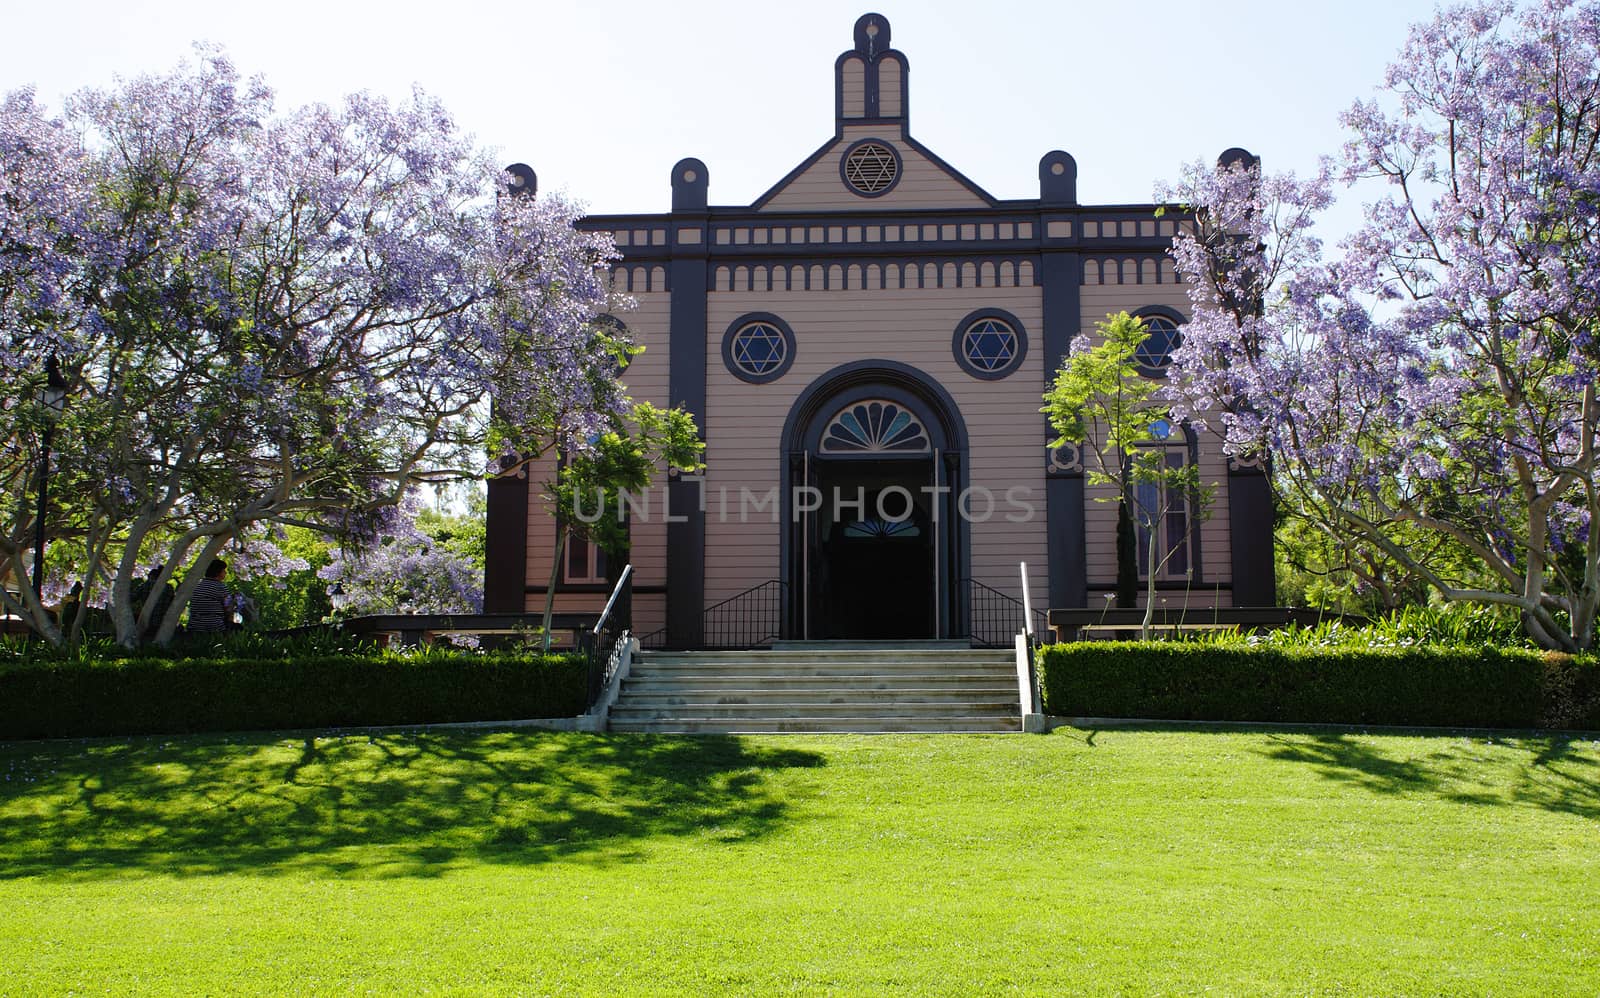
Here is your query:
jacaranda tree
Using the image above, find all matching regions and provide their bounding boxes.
[0,49,628,647]
[1161,0,1600,650]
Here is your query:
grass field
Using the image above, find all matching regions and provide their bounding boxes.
[2,725,1598,995]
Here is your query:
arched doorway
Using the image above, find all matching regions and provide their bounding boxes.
[781,362,969,640]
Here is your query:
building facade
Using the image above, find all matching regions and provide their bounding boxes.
[483,13,1274,647]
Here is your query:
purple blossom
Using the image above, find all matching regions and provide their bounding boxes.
[0,48,625,647]
[1160,0,1600,651]
[319,496,482,615]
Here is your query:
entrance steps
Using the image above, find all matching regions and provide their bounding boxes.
[607,644,1021,734]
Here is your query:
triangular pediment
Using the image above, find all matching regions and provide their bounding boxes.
[754,127,995,212]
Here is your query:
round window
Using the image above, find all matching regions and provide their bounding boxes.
[722,314,796,384]
[953,309,1028,380]
[1135,315,1182,374]
[841,140,900,197]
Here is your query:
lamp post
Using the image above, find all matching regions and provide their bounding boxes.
[31,354,67,600]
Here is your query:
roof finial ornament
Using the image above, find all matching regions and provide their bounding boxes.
[853,13,890,58]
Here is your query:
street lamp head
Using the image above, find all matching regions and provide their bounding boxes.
[41,354,67,418]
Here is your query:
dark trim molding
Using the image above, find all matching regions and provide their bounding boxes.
[779,359,971,454]
[1047,477,1086,608]
[667,157,710,648]
[752,137,841,211]
[483,470,530,613]
[1041,236,1084,609]
[1228,465,1276,606]
[899,133,998,207]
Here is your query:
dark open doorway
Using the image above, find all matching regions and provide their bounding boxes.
[779,363,971,643]
[810,459,934,640]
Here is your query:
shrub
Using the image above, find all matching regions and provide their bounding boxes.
[0,649,589,740]
[1037,642,1600,730]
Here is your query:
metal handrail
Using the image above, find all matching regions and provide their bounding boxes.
[1019,561,1036,642]
[703,579,786,649]
[963,577,1048,648]
[635,627,668,650]
[583,564,634,708]
[593,563,634,636]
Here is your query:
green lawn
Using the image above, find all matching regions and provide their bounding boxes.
[2,726,1597,995]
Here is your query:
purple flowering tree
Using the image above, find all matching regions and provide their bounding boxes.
[318,497,482,617]
[1162,0,1600,650]
[0,50,626,648]
[0,88,94,631]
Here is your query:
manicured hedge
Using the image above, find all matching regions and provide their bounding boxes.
[0,651,589,740]
[1038,643,1600,730]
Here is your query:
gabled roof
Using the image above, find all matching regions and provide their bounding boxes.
[750,13,998,212]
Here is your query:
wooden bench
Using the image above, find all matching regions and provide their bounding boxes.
[334,613,603,649]
[1046,607,1367,643]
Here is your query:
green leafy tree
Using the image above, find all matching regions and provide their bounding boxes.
[538,401,704,650]
[1043,312,1210,636]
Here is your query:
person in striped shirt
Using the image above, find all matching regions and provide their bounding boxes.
[187,559,234,634]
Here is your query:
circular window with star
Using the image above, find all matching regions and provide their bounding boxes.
[952,308,1028,380]
[722,313,797,384]
[839,138,902,198]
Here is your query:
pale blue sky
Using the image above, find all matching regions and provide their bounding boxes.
[9,0,1443,229]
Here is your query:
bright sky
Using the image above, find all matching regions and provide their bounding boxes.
[11,0,1443,232]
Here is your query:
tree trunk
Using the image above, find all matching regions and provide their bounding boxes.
[539,530,567,653]
[1142,516,1159,641]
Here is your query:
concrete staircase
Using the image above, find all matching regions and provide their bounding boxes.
[607,641,1021,734]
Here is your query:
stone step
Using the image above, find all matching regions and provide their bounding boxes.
[629,663,1013,677]
[624,678,1014,693]
[610,643,1024,735]
[640,650,1013,663]
[607,715,1023,734]
[611,700,1017,719]
[620,685,1017,701]
[768,639,980,651]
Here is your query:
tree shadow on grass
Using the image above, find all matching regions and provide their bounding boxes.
[1246,727,1600,821]
[0,730,825,880]
[1077,722,1600,822]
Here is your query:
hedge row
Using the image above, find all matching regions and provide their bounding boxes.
[0,652,589,740]
[1038,643,1600,730]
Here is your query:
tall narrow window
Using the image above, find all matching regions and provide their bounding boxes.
[1131,421,1192,580]
[563,529,607,584]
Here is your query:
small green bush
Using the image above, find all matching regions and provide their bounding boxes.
[0,650,588,740]
[1038,642,1600,730]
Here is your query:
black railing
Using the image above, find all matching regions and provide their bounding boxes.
[580,566,634,708]
[703,580,786,649]
[635,628,668,650]
[964,578,1047,648]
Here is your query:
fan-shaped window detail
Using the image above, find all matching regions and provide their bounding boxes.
[721,313,796,384]
[820,400,931,454]
[840,139,901,197]
[842,517,923,539]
